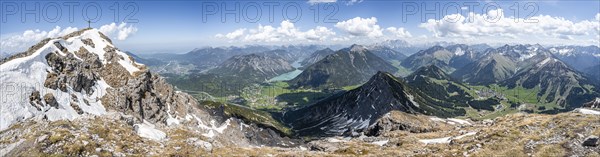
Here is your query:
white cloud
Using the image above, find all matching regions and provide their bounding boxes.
[308,0,336,5]
[335,17,383,38]
[1,23,137,54]
[215,28,246,40]
[98,22,138,40]
[216,20,335,43]
[419,9,599,41]
[0,26,77,53]
[346,0,363,5]
[386,27,412,38]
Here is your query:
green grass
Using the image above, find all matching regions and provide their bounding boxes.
[342,84,362,91]
[389,60,413,77]
[463,101,519,120]
[466,84,566,113]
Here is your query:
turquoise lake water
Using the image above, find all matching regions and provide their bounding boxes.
[268,59,303,82]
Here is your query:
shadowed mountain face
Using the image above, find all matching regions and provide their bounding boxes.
[366,45,408,61]
[500,57,600,108]
[283,71,465,137]
[548,45,600,72]
[451,44,549,84]
[288,45,398,89]
[583,64,600,83]
[300,48,336,67]
[406,65,499,111]
[402,46,453,71]
[451,53,517,85]
[208,54,294,81]
[401,44,485,73]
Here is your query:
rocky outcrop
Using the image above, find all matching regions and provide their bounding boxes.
[44,49,100,94]
[365,111,447,136]
[582,135,598,147]
[101,70,192,124]
[43,93,58,109]
[583,98,600,108]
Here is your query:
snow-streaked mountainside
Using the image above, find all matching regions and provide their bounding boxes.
[0,29,296,148]
[500,55,600,108]
[548,45,600,71]
[0,28,138,130]
[283,71,465,137]
[451,44,551,84]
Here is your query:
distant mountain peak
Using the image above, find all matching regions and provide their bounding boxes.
[284,70,465,136]
[289,45,398,89]
[349,44,367,52]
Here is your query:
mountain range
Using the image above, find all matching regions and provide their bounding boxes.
[207,54,294,81]
[284,71,465,136]
[1,27,599,156]
[0,29,295,152]
[288,45,398,89]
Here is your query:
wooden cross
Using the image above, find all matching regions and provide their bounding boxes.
[87,20,91,28]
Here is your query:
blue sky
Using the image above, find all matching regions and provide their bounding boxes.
[1,0,599,54]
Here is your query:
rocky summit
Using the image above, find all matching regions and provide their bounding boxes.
[0,28,297,156]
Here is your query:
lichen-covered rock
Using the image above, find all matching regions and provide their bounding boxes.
[44,50,100,94]
[29,91,42,111]
[365,111,447,136]
[43,93,58,109]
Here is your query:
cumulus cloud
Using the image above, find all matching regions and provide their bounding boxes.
[216,20,335,43]
[386,27,412,38]
[308,0,336,5]
[0,26,78,53]
[215,28,246,40]
[335,17,383,38]
[1,23,138,54]
[419,9,599,40]
[99,22,138,40]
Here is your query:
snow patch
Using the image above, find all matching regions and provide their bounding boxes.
[454,47,465,56]
[134,121,166,141]
[326,138,346,143]
[419,132,477,144]
[372,140,389,146]
[537,58,552,67]
[519,52,536,61]
[576,108,600,115]
[447,118,472,125]
[405,92,419,107]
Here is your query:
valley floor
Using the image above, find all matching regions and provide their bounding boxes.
[1,110,598,156]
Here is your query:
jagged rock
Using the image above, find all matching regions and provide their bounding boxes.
[70,102,84,114]
[81,38,95,48]
[43,93,58,109]
[583,98,600,108]
[307,140,345,152]
[582,135,598,147]
[120,114,136,126]
[44,51,99,93]
[365,111,444,136]
[29,91,42,111]
[100,69,202,125]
